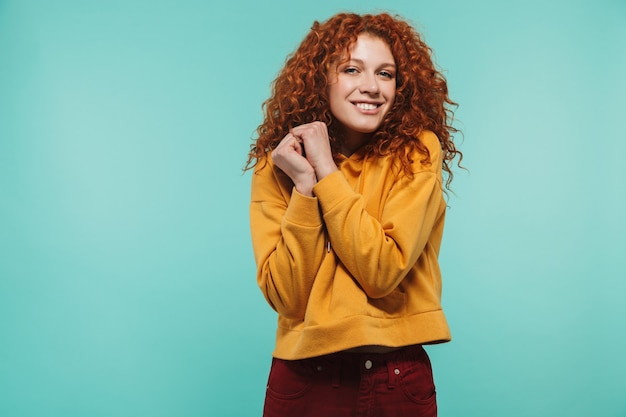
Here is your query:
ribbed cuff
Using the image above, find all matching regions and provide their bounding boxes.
[284,187,322,226]
[313,171,352,212]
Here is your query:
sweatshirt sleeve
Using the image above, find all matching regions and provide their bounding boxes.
[313,133,446,299]
[249,158,326,319]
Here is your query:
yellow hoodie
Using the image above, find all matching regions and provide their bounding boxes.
[250,130,451,360]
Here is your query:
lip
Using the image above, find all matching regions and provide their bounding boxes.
[352,101,384,114]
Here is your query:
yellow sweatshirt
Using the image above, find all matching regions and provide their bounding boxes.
[250,130,451,360]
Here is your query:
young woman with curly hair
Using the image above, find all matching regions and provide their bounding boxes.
[247,11,462,417]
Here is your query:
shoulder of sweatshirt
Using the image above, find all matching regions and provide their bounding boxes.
[409,130,443,176]
[251,152,275,175]
[250,154,294,203]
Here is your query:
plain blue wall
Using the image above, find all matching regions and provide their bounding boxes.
[1,0,625,416]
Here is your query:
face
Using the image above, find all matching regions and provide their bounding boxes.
[328,34,397,148]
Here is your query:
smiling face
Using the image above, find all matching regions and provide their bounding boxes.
[328,33,397,154]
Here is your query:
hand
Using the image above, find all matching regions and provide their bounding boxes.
[291,122,338,180]
[271,132,317,196]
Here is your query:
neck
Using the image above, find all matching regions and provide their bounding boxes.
[339,131,371,156]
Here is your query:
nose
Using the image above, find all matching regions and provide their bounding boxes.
[359,73,379,95]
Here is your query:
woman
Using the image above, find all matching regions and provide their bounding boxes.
[246,12,462,417]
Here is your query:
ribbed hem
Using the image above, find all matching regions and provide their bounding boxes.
[272,310,451,360]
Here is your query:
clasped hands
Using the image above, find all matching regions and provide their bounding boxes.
[271,121,338,197]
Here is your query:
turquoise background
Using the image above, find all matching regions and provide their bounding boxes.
[1,0,625,415]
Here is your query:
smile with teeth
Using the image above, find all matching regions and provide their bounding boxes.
[355,102,380,110]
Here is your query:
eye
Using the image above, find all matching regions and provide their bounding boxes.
[343,67,359,74]
[378,70,395,79]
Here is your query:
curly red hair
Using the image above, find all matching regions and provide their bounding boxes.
[246,12,462,188]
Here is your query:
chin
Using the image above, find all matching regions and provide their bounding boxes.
[355,126,381,134]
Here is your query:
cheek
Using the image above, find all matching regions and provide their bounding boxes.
[383,84,396,99]
[386,84,397,102]
[328,85,350,112]
[327,85,339,107]
[385,89,397,110]
[327,92,339,115]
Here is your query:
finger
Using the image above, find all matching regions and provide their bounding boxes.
[292,123,328,143]
[276,134,305,158]
[277,133,297,150]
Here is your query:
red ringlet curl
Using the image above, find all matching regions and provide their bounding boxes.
[245,12,463,189]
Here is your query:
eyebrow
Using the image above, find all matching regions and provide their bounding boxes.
[345,58,397,69]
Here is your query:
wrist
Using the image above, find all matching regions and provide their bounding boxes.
[294,184,314,197]
[293,173,317,197]
[315,163,338,180]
